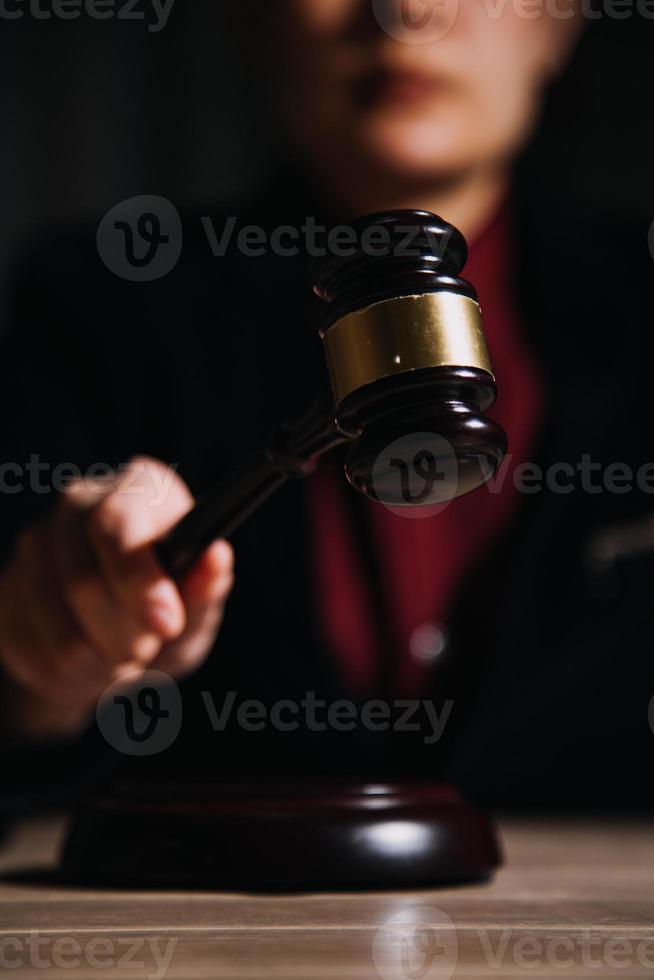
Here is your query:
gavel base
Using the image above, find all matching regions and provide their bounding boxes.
[61,780,501,889]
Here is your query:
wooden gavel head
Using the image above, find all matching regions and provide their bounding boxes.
[156,210,510,582]
[312,210,508,506]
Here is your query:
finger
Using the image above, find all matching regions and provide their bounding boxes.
[179,539,234,605]
[87,458,191,638]
[0,527,106,704]
[54,495,164,666]
[155,541,234,678]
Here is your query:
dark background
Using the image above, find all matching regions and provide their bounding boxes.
[0,2,652,320]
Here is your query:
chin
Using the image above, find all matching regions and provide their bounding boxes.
[355,112,476,183]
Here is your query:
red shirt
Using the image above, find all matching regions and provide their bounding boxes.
[308,207,543,696]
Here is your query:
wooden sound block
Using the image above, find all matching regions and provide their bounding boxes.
[61,780,501,890]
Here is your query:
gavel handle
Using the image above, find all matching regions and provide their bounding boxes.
[155,391,348,582]
[155,452,287,581]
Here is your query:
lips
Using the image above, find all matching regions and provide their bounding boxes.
[352,66,450,108]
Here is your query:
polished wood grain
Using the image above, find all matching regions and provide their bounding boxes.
[1,817,654,978]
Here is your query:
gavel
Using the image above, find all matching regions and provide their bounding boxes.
[63,211,509,889]
[156,209,508,581]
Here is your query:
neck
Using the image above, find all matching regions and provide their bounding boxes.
[314,161,510,245]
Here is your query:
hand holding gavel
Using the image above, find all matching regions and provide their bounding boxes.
[0,210,507,740]
[0,459,234,739]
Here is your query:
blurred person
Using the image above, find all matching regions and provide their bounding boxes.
[1,0,653,811]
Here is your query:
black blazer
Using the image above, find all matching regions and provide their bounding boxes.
[2,173,653,812]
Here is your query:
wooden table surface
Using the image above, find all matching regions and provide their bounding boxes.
[1,816,653,978]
